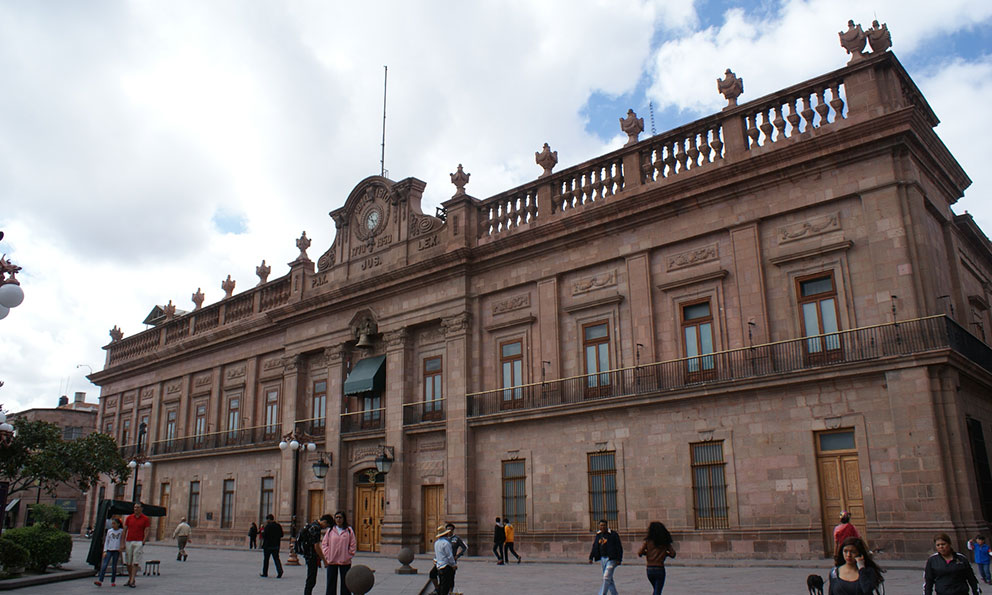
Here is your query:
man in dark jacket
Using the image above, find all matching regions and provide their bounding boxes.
[259,514,284,579]
[588,519,623,595]
[493,516,506,564]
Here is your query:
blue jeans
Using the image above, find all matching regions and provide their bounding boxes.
[98,550,120,583]
[598,558,618,595]
[979,562,991,583]
[647,566,667,595]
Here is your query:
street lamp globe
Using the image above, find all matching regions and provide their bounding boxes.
[289,439,300,450]
[0,283,24,308]
[279,440,289,450]
[306,442,316,452]
[142,461,152,469]
[128,460,137,469]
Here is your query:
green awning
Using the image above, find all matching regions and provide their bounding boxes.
[344,355,386,395]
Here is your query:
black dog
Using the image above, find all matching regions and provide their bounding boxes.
[807,574,824,595]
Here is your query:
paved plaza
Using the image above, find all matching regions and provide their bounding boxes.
[1,540,938,594]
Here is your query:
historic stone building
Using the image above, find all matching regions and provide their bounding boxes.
[84,27,992,559]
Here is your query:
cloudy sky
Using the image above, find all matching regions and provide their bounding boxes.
[1,0,990,413]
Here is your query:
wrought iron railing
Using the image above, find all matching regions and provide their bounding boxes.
[403,398,446,425]
[149,422,278,456]
[467,316,984,418]
[341,408,385,434]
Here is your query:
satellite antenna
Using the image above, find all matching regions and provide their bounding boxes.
[380,66,388,177]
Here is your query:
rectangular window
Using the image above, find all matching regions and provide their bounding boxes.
[312,381,326,431]
[122,419,130,445]
[690,441,729,529]
[587,452,618,528]
[423,356,443,419]
[194,404,207,446]
[502,460,527,529]
[500,340,524,407]
[797,273,842,359]
[260,477,274,521]
[583,322,611,395]
[166,410,177,443]
[105,421,114,435]
[681,300,716,375]
[188,481,200,527]
[362,394,382,428]
[113,483,126,500]
[221,479,235,528]
[264,389,279,438]
[227,396,240,441]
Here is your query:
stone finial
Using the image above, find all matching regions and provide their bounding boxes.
[535,143,558,178]
[839,20,867,61]
[295,231,311,262]
[221,275,236,298]
[191,288,205,310]
[867,19,891,53]
[109,325,124,342]
[256,260,271,286]
[717,69,744,107]
[450,164,470,197]
[163,300,176,320]
[619,109,644,146]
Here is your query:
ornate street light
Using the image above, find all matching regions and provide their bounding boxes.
[0,408,14,447]
[0,231,25,321]
[280,428,319,566]
[128,422,151,502]
[374,445,394,475]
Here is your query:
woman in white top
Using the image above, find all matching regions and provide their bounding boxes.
[95,517,125,587]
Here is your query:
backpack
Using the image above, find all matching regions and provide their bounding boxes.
[294,522,319,556]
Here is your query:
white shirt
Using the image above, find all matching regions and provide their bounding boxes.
[104,527,123,551]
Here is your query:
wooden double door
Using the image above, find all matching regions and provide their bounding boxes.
[355,476,384,552]
[816,430,867,556]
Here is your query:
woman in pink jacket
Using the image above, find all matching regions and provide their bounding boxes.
[321,511,357,595]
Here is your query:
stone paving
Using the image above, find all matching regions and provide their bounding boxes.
[4,540,937,594]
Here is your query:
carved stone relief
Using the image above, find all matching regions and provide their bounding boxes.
[418,439,446,452]
[263,358,284,372]
[384,328,409,349]
[409,212,442,238]
[418,459,445,479]
[349,445,381,463]
[778,213,840,244]
[493,293,531,315]
[417,327,445,346]
[194,375,212,388]
[226,366,246,381]
[667,244,719,271]
[122,393,135,405]
[441,313,471,336]
[166,382,182,394]
[140,388,154,400]
[572,270,617,295]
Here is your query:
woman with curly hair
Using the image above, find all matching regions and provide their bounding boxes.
[637,521,676,595]
[828,536,884,594]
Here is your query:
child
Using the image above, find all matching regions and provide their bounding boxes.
[95,517,125,587]
[968,534,991,585]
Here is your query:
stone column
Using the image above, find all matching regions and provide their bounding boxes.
[442,313,472,529]
[323,344,348,514]
[380,328,413,554]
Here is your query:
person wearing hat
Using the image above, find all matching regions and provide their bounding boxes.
[833,510,860,553]
[433,524,457,595]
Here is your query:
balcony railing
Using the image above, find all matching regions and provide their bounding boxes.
[468,315,986,418]
[149,422,279,456]
[341,408,385,434]
[403,398,446,425]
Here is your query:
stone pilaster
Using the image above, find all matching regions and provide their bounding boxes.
[323,344,348,513]
[380,328,414,554]
[442,313,472,529]
[279,354,303,530]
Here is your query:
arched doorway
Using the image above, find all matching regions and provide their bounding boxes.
[354,469,385,552]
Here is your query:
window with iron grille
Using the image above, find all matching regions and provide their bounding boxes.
[221,479,235,528]
[188,481,200,527]
[690,441,729,529]
[588,452,618,529]
[260,477,274,521]
[502,460,526,529]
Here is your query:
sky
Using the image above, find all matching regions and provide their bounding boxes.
[1,0,991,414]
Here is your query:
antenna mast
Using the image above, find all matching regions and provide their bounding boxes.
[649,101,657,136]
[380,65,388,177]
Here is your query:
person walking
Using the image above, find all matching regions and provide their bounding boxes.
[503,518,522,563]
[248,521,259,550]
[828,537,884,594]
[924,533,980,595]
[833,511,860,554]
[429,522,468,594]
[637,521,676,595]
[967,534,991,585]
[301,515,331,595]
[589,519,623,595]
[122,502,151,589]
[492,516,505,564]
[259,513,284,579]
[172,516,191,561]
[433,525,457,595]
[321,512,357,595]
[94,517,125,587]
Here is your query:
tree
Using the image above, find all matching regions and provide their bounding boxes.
[0,419,130,498]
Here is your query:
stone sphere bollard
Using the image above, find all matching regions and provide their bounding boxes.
[345,564,375,594]
[395,546,418,574]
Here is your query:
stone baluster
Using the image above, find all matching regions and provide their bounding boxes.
[759,108,774,144]
[773,106,787,139]
[663,143,676,178]
[709,126,724,159]
[829,83,846,120]
[814,88,830,124]
[786,99,801,136]
[801,94,817,131]
[687,134,700,167]
[746,113,760,147]
[675,138,688,172]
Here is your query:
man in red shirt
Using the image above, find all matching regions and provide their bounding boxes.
[123,502,151,588]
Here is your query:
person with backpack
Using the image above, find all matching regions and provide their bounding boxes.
[321,512,357,595]
[259,514,284,578]
[828,536,884,594]
[298,514,330,595]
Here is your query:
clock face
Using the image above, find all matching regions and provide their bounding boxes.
[365,210,380,230]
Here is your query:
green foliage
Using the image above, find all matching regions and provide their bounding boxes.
[29,504,68,529]
[2,526,72,573]
[0,538,30,576]
[0,419,130,498]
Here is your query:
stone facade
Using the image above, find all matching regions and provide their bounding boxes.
[85,49,992,559]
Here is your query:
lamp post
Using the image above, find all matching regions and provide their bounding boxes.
[128,422,151,503]
[0,231,26,321]
[0,406,13,537]
[279,429,318,566]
